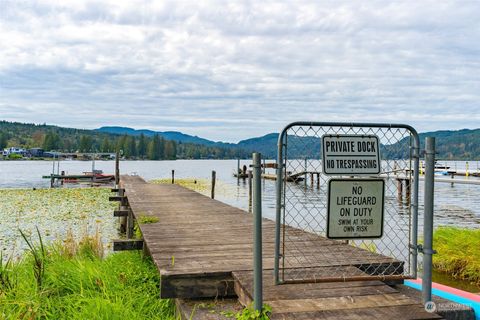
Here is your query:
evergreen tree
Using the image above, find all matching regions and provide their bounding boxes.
[79,135,93,152]
[137,133,147,159]
[116,135,127,153]
[43,132,61,151]
[0,132,7,149]
[148,134,162,160]
[164,140,177,159]
[158,136,165,159]
[124,136,137,158]
[101,137,111,152]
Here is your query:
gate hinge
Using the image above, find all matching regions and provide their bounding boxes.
[412,244,437,255]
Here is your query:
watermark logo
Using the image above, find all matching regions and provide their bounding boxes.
[424,301,437,313]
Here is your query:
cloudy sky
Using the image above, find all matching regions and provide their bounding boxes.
[0,1,479,142]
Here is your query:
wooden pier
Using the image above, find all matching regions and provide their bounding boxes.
[113,175,441,319]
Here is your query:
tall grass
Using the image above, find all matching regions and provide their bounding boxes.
[433,227,480,287]
[0,235,176,319]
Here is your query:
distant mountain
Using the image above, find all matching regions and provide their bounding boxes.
[237,133,279,158]
[97,126,480,160]
[96,126,235,148]
[383,128,480,160]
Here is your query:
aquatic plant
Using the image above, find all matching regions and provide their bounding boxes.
[151,178,211,194]
[151,177,237,199]
[433,227,480,286]
[0,188,117,261]
[0,236,176,319]
[19,227,46,290]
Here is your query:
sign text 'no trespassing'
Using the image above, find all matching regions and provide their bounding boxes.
[322,135,381,175]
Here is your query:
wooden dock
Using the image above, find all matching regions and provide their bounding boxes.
[116,175,441,319]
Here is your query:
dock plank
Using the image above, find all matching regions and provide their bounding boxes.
[119,175,440,319]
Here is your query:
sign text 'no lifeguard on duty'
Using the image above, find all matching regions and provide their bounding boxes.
[327,179,385,239]
[322,135,381,175]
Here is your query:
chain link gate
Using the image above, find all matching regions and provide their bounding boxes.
[274,122,420,284]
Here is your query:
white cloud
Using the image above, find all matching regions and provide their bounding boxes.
[0,0,479,142]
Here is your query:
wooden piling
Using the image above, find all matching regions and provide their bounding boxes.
[310,172,314,187]
[211,170,216,199]
[405,179,411,203]
[304,158,307,188]
[119,188,127,233]
[171,170,175,184]
[127,208,134,239]
[316,173,320,189]
[397,179,403,202]
[115,151,120,186]
[248,170,252,212]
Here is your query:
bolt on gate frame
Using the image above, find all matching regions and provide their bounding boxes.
[274,122,420,284]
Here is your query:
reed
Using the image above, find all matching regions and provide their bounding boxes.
[432,227,480,286]
[0,233,176,319]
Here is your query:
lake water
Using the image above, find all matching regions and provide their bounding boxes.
[1,159,479,291]
[1,159,479,229]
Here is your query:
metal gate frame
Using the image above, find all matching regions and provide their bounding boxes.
[274,122,420,285]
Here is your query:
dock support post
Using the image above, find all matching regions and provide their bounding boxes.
[211,170,216,199]
[316,173,320,189]
[423,137,435,305]
[405,179,411,204]
[119,187,127,233]
[248,170,253,213]
[304,158,307,188]
[127,208,134,239]
[252,153,263,313]
[115,151,120,187]
[397,179,403,202]
[237,159,240,183]
[171,170,175,184]
[310,172,314,187]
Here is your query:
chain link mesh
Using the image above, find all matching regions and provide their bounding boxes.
[277,124,418,283]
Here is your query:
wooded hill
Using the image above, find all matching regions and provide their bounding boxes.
[1,121,479,160]
[0,121,249,160]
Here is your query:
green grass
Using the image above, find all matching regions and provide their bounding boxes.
[0,236,176,319]
[433,227,480,286]
[137,215,160,224]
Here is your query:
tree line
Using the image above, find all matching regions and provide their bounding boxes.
[0,121,249,160]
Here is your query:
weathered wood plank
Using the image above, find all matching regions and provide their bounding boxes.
[113,239,144,251]
[109,196,126,202]
[113,210,129,217]
[270,305,443,320]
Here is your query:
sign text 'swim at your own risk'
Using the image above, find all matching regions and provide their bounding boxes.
[322,135,381,175]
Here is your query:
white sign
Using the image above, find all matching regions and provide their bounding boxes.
[327,179,384,239]
[322,135,381,175]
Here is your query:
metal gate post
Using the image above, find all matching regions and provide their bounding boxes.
[274,133,285,285]
[252,152,263,311]
[422,137,435,303]
[411,135,420,279]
